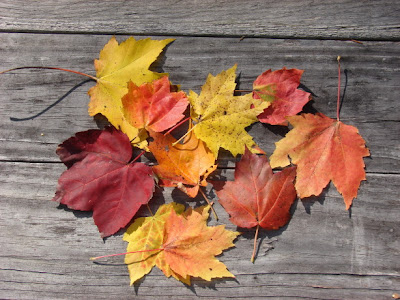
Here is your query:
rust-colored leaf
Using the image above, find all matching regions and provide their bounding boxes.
[214,147,297,262]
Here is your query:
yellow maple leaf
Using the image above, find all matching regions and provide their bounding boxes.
[123,203,239,285]
[189,65,270,157]
[88,36,174,145]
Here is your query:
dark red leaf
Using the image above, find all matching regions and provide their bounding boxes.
[53,127,155,237]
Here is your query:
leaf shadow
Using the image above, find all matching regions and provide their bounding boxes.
[300,185,330,214]
[10,79,92,121]
[56,203,93,219]
[149,40,175,74]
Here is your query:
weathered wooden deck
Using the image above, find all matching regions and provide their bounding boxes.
[0,1,399,299]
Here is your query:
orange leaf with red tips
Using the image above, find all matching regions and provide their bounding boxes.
[214,147,297,262]
[253,68,311,125]
[270,113,370,209]
[148,130,217,197]
[122,76,188,133]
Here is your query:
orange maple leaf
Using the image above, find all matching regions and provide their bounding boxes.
[158,207,239,283]
[270,113,370,209]
[148,130,217,198]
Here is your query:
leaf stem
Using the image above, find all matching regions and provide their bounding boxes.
[0,66,98,81]
[90,248,164,261]
[251,224,260,263]
[199,187,218,220]
[235,89,253,93]
[130,150,146,164]
[337,56,341,121]
[146,204,154,216]
[171,124,197,146]
[164,116,192,136]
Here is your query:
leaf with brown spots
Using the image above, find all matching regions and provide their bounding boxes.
[189,65,269,157]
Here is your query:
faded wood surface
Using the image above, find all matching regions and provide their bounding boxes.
[0,2,399,300]
[0,0,399,40]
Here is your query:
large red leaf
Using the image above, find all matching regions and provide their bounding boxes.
[214,148,296,261]
[122,76,188,132]
[253,68,311,125]
[53,127,155,237]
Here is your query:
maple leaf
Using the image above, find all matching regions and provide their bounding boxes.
[123,202,186,285]
[123,203,239,285]
[189,65,269,157]
[53,127,155,237]
[270,113,370,209]
[214,147,297,262]
[122,76,188,133]
[148,130,217,197]
[88,36,174,144]
[253,68,311,125]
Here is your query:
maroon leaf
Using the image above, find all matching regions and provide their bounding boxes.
[53,127,155,237]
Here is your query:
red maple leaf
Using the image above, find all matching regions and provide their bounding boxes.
[214,148,297,262]
[53,127,155,237]
[253,68,311,125]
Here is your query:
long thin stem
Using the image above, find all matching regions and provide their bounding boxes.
[251,224,260,263]
[198,187,218,220]
[164,116,192,136]
[337,56,341,121]
[171,124,196,146]
[90,248,164,261]
[234,89,253,93]
[0,66,98,81]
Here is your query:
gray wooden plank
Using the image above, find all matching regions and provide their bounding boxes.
[1,33,399,174]
[0,162,399,299]
[0,0,399,40]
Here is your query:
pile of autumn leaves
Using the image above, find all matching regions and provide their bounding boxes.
[52,37,369,285]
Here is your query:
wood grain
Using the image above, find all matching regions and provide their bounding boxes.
[0,162,399,299]
[0,2,399,298]
[0,0,399,40]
